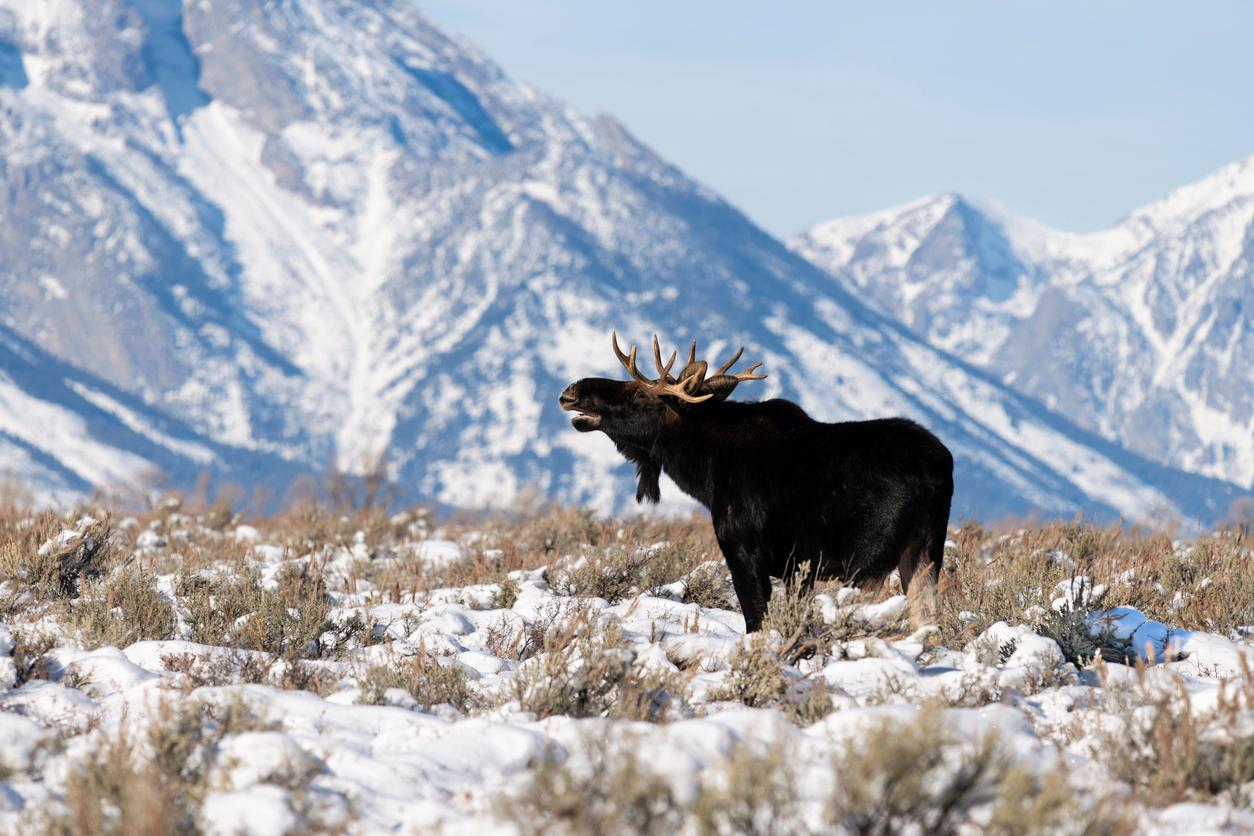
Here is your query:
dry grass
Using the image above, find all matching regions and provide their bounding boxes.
[690,740,805,836]
[3,493,1254,728]
[70,569,177,648]
[351,508,722,608]
[178,562,338,659]
[357,646,476,712]
[827,709,1130,836]
[499,736,686,836]
[511,616,687,722]
[159,651,342,697]
[6,491,1254,833]
[709,633,835,724]
[938,519,1254,647]
[498,710,1129,836]
[38,696,301,836]
[1084,666,1254,806]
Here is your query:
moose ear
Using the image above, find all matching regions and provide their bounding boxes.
[698,374,741,403]
[676,361,708,389]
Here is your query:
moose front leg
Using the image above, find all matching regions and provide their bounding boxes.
[715,531,772,632]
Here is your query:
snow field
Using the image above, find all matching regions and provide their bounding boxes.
[2,508,1254,832]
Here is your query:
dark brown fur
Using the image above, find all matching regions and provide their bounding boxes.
[560,361,954,631]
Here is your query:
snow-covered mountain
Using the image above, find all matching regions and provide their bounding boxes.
[0,0,1244,522]
[795,159,1254,496]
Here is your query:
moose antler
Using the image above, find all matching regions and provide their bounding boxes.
[712,343,766,383]
[612,332,768,403]
[652,336,678,384]
[612,332,713,403]
[674,341,767,395]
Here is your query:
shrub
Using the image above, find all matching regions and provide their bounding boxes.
[0,514,114,603]
[179,562,332,659]
[159,651,341,696]
[985,768,1128,836]
[827,711,1011,834]
[551,536,712,604]
[709,633,834,724]
[42,697,325,836]
[511,620,685,722]
[1094,678,1254,805]
[47,722,189,836]
[8,627,58,685]
[46,700,241,835]
[680,560,737,610]
[827,709,1127,835]
[691,740,803,836]
[357,647,476,712]
[502,734,809,836]
[1036,604,1103,667]
[499,737,684,836]
[712,634,789,708]
[71,570,177,648]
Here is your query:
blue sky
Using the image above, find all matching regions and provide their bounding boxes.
[422,1,1253,238]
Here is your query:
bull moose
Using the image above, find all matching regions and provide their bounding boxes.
[559,333,953,632]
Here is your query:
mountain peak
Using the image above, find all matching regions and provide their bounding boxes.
[1125,154,1254,231]
[796,155,1254,495]
[794,190,1013,279]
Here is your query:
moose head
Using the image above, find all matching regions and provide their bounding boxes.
[558,333,767,502]
[559,332,767,436]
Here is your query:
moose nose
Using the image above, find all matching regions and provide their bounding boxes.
[558,385,578,409]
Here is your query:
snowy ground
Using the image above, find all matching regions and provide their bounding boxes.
[3,507,1254,833]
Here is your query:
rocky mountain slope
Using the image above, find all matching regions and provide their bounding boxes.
[795,158,1254,495]
[0,0,1244,522]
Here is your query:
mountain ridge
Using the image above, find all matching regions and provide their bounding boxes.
[794,154,1254,493]
[0,0,1246,522]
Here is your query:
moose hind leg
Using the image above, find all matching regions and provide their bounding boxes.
[907,495,950,632]
[907,567,939,630]
[900,544,939,630]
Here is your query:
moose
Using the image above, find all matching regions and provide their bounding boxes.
[559,333,954,632]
